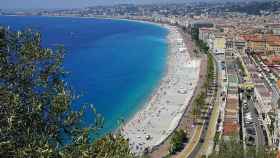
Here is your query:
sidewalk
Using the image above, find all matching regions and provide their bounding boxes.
[174,125,203,158]
[196,54,222,157]
[197,99,220,157]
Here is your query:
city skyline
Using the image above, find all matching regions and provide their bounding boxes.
[0,0,265,9]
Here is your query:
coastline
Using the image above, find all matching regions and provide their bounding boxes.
[1,15,201,154]
[122,24,201,155]
[1,15,165,31]
[1,15,173,135]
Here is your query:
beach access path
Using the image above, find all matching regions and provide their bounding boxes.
[122,25,201,156]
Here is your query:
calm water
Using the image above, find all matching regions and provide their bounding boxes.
[0,16,168,135]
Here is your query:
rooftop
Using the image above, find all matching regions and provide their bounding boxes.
[223,122,240,136]
[241,34,280,44]
[255,84,272,97]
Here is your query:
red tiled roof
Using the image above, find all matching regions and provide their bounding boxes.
[266,56,280,65]
[240,34,280,44]
[226,98,239,111]
[268,41,280,46]
[241,34,265,42]
[271,56,280,62]
[223,123,240,136]
[225,111,238,116]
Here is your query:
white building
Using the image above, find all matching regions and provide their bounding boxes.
[209,32,226,55]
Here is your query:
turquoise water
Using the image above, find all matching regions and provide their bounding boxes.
[0,16,168,135]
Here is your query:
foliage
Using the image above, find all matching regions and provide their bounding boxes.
[61,133,133,158]
[213,132,220,147]
[209,136,277,158]
[191,91,206,123]
[192,53,214,123]
[191,27,199,41]
[0,28,133,157]
[195,92,206,107]
[196,40,209,54]
[237,57,246,76]
[191,104,200,124]
[246,146,277,158]
[205,53,215,89]
[209,136,244,158]
[169,129,187,154]
[162,155,171,158]
[269,116,275,135]
[190,27,209,54]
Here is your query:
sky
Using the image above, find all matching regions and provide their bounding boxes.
[1,0,170,9]
[0,0,261,9]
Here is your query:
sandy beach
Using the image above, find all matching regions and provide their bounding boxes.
[122,25,201,155]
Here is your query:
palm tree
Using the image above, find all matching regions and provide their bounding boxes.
[192,105,200,124]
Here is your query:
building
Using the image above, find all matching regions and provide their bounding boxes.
[268,24,280,35]
[209,32,226,55]
[272,85,280,109]
[266,35,280,54]
[223,52,240,138]
[241,34,266,53]
[199,28,211,43]
[241,34,280,54]
[190,20,214,29]
[234,36,247,52]
[225,38,234,50]
[265,56,280,65]
[255,84,273,114]
[223,94,240,137]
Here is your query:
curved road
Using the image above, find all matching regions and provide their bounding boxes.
[188,53,219,158]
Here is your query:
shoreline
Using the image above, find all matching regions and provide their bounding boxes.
[122,25,201,155]
[1,15,201,154]
[0,15,166,32]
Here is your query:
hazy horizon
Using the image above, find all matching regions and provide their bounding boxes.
[0,0,267,9]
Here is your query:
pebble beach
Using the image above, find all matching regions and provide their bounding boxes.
[122,25,201,155]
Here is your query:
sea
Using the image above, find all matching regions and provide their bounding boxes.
[0,16,168,135]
